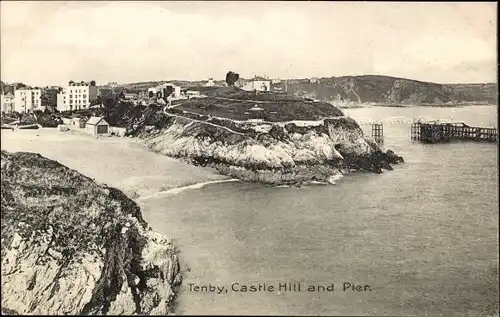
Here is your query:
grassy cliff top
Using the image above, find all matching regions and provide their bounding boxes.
[1,151,146,261]
[1,150,181,315]
[175,87,344,122]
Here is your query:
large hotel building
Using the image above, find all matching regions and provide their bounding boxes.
[57,80,98,111]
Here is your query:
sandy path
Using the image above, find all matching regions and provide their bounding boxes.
[1,128,228,198]
[164,110,247,135]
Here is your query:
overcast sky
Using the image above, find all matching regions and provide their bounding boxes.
[1,1,497,86]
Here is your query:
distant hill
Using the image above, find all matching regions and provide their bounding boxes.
[276,75,497,105]
[446,83,497,104]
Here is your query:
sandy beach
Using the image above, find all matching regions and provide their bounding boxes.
[0,128,228,198]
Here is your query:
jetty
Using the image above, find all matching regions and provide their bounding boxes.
[411,122,497,143]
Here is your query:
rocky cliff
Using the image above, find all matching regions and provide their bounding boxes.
[142,114,403,185]
[1,151,181,315]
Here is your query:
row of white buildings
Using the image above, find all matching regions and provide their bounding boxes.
[1,88,42,114]
[1,75,276,114]
[0,80,99,114]
[1,79,181,114]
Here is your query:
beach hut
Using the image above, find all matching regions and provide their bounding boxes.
[57,124,69,132]
[85,116,109,137]
[71,117,85,128]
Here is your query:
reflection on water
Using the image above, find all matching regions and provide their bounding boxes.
[140,106,498,316]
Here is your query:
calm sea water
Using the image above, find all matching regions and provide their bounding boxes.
[140,106,498,316]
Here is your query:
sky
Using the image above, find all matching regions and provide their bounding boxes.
[0,1,497,86]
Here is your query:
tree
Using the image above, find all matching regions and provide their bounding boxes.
[102,95,117,109]
[41,88,58,107]
[15,83,26,90]
[0,82,15,94]
[91,96,103,107]
[226,71,240,86]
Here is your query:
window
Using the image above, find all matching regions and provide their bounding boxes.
[70,95,73,98]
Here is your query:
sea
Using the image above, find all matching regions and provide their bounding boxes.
[139,105,498,316]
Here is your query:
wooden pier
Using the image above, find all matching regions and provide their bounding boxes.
[371,123,384,144]
[411,122,497,143]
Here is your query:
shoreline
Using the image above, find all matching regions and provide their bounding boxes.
[1,118,399,314]
[0,128,228,198]
[1,129,218,315]
[0,127,353,198]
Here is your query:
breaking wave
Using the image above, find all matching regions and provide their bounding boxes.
[137,179,241,200]
[356,116,460,125]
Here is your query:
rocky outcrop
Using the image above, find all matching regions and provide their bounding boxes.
[143,114,403,185]
[1,151,181,315]
[94,89,403,185]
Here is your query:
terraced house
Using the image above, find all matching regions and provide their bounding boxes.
[14,87,41,113]
[57,80,98,111]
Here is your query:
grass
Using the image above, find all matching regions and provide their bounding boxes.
[1,151,146,263]
[176,94,344,122]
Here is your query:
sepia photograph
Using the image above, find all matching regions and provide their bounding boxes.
[0,1,498,316]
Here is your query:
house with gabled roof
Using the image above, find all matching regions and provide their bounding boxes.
[239,75,271,92]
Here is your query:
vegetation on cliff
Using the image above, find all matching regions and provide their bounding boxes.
[69,87,344,134]
[175,98,343,122]
[1,151,181,315]
[446,83,497,104]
